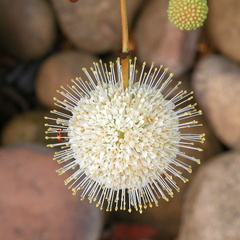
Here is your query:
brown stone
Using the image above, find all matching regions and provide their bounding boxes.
[35,50,99,109]
[134,0,200,77]
[192,54,240,149]
[0,146,103,240]
[0,0,56,60]
[1,111,49,146]
[50,0,143,54]
[179,151,240,240]
[207,0,240,63]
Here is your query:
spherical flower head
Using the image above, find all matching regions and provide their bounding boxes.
[45,58,204,213]
[168,0,208,30]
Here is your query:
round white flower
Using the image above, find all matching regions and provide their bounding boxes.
[45,58,204,213]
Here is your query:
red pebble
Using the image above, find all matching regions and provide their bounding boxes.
[111,223,157,240]
[69,0,78,2]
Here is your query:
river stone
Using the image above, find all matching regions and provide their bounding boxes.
[1,111,49,146]
[134,0,200,77]
[192,54,240,149]
[50,0,143,54]
[0,145,103,240]
[207,0,240,63]
[179,151,240,240]
[35,50,99,109]
[0,0,56,60]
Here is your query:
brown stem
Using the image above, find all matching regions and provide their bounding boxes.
[120,0,129,89]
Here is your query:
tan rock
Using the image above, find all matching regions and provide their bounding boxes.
[50,0,143,54]
[0,146,103,240]
[35,50,99,109]
[192,54,240,149]
[1,111,49,146]
[134,0,200,77]
[0,0,56,60]
[207,0,240,62]
[179,151,240,240]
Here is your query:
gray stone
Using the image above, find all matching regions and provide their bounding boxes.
[192,54,240,149]
[207,0,240,63]
[50,0,143,54]
[179,151,240,240]
[134,0,200,77]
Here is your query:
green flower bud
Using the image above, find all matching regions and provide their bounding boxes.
[168,0,208,30]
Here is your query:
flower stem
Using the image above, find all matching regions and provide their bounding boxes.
[120,0,129,89]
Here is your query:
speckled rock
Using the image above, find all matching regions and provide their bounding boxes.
[35,50,99,109]
[1,111,49,146]
[135,0,200,77]
[115,74,222,240]
[179,151,240,240]
[0,145,103,240]
[50,0,143,54]
[0,0,56,60]
[207,0,240,62]
[192,54,240,149]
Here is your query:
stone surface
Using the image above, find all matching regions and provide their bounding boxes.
[134,0,200,77]
[0,0,56,60]
[1,111,49,146]
[35,50,99,109]
[50,0,143,54]
[114,74,222,240]
[0,145,103,240]
[207,0,240,63]
[179,151,240,240]
[192,54,240,149]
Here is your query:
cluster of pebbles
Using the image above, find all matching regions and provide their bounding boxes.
[0,0,240,239]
